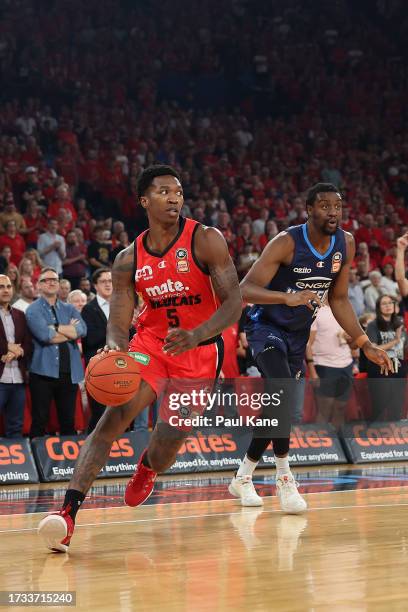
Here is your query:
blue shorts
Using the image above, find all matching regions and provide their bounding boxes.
[246,321,309,378]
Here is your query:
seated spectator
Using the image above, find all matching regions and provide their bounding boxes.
[237,243,259,277]
[26,267,87,437]
[37,218,66,277]
[87,226,112,273]
[79,277,95,303]
[252,208,270,236]
[0,220,26,265]
[62,230,88,289]
[0,274,32,438]
[12,277,36,313]
[47,184,77,224]
[67,290,87,313]
[58,279,71,302]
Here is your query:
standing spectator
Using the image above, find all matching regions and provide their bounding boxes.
[79,277,95,303]
[110,230,130,263]
[307,305,354,430]
[62,230,88,289]
[18,257,34,280]
[37,218,66,276]
[364,271,384,313]
[23,199,47,248]
[26,267,87,437]
[87,227,112,273]
[348,268,365,317]
[366,295,407,421]
[0,274,32,438]
[13,277,36,313]
[58,279,71,302]
[81,268,112,432]
[0,194,27,233]
[0,221,26,265]
[380,263,399,297]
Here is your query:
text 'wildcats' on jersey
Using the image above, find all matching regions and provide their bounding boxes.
[134,217,218,340]
[249,223,347,332]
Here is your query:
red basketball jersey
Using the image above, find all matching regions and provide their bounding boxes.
[134,217,218,339]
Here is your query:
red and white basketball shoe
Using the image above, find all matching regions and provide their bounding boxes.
[125,449,157,507]
[38,509,75,553]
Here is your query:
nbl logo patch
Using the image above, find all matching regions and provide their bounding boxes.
[331,251,342,273]
[176,248,190,273]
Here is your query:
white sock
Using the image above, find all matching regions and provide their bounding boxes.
[275,456,291,478]
[236,454,258,478]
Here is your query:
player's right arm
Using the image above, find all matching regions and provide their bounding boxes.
[395,233,408,297]
[106,244,136,352]
[240,233,322,310]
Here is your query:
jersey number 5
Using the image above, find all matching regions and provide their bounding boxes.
[166,308,180,328]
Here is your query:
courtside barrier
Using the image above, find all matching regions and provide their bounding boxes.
[0,438,39,484]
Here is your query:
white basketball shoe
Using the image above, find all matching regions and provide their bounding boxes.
[276,474,307,514]
[228,475,263,507]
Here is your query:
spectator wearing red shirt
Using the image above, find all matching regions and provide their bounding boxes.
[0,221,26,266]
[48,185,77,224]
[355,213,384,246]
[23,199,47,248]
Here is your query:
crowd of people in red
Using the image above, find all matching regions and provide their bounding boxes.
[0,0,407,435]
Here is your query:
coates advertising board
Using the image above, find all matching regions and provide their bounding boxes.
[341,421,408,463]
[31,432,147,482]
[166,424,346,474]
[0,438,39,484]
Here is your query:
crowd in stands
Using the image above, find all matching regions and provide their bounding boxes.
[0,0,408,436]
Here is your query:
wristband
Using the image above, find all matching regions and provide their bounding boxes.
[355,334,369,349]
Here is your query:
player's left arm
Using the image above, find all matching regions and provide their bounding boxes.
[106,244,137,352]
[328,233,393,374]
[163,227,242,356]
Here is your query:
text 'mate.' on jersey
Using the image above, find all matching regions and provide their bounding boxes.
[134,217,218,339]
[249,223,347,332]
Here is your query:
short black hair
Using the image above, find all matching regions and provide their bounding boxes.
[306,183,340,207]
[137,164,181,198]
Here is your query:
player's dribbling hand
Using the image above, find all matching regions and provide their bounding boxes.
[363,343,394,376]
[285,290,322,311]
[163,328,199,356]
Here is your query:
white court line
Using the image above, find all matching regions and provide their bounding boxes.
[1,484,407,519]
[2,500,408,534]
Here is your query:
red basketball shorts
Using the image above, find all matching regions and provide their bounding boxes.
[128,330,224,431]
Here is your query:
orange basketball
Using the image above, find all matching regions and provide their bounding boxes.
[85,351,141,406]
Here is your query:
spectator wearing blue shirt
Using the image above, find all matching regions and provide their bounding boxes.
[26,267,87,438]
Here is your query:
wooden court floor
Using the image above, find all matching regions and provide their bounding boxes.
[1,466,408,611]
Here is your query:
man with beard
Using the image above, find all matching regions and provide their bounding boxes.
[229,183,392,512]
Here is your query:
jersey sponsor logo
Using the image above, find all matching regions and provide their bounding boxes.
[331,251,342,273]
[128,351,151,366]
[149,295,202,309]
[135,265,153,281]
[145,278,190,297]
[176,247,190,273]
[293,267,312,273]
[316,261,325,268]
[295,277,332,290]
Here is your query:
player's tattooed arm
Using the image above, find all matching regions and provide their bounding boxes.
[163,227,242,355]
[106,244,136,352]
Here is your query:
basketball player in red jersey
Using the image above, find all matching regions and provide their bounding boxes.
[38,165,242,552]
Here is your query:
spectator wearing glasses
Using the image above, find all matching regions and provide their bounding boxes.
[25,267,87,437]
[81,268,112,432]
[0,274,33,438]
